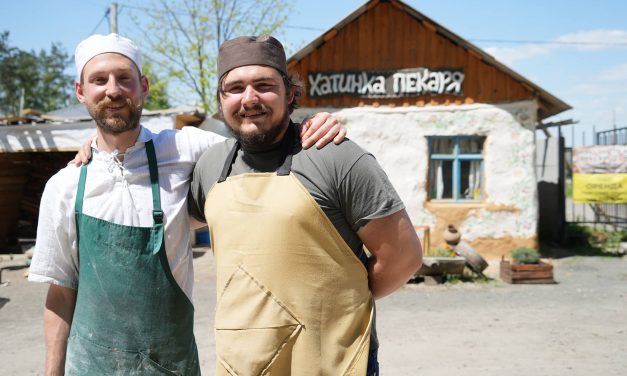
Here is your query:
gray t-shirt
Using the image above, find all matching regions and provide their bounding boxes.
[189,124,405,258]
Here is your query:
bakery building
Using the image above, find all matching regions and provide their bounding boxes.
[289,0,570,259]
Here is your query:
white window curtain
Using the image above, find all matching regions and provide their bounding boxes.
[435,160,444,199]
[464,161,482,199]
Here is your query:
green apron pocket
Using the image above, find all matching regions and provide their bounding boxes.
[215,265,302,376]
[66,333,181,375]
[138,352,182,375]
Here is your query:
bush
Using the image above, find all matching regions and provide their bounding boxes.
[566,224,627,254]
[511,247,540,264]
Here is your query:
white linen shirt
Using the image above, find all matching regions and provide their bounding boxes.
[28,126,225,300]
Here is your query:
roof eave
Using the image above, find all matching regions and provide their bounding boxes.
[287,0,571,120]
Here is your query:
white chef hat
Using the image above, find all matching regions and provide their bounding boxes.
[74,33,143,79]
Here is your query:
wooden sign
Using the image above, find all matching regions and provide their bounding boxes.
[308,68,464,98]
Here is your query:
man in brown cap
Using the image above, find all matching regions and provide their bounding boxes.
[189,35,422,375]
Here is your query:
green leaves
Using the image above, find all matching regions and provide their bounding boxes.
[0,31,72,116]
[142,61,171,111]
[511,247,541,264]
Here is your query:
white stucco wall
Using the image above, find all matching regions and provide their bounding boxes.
[299,100,539,241]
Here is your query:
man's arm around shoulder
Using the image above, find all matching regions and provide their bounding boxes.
[358,209,423,299]
[44,284,77,375]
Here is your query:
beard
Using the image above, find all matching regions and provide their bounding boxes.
[86,96,143,134]
[227,102,291,149]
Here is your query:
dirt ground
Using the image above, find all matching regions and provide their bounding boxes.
[1,250,625,376]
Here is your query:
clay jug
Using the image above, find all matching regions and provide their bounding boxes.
[443,224,461,246]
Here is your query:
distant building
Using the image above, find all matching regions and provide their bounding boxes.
[289,0,570,259]
[0,105,203,251]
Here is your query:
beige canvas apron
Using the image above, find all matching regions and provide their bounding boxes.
[203,133,374,375]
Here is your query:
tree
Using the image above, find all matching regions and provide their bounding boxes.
[34,43,74,112]
[131,0,291,113]
[0,31,72,116]
[142,60,171,110]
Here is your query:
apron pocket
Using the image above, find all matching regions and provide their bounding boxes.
[215,265,302,376]
[138,352,182,375]
[65,333,181,375]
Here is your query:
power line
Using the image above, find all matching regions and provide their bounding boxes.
[117,2,323,32]
[96,1,627,47]
[469,38,627,47]
[284,25,324,31]
[88,9,110,37]
[113,2,189,16]
[109,2,326,31]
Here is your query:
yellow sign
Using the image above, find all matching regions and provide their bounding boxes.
[573,173,627,203]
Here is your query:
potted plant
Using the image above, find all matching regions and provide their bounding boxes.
[500,247,554,284]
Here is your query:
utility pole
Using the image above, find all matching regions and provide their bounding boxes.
[110,1,118,34]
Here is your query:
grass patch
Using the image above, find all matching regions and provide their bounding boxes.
[565,179,572,198]
[445,269,492,284]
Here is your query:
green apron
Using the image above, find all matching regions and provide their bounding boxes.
[65,140,200,376]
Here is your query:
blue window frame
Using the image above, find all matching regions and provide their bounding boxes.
[428,136,485,201]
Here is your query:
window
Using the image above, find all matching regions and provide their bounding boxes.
[428,136,485,201]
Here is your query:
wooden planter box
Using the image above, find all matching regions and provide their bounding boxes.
[500,260,555,284]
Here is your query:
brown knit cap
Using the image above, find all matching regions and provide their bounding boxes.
[218,35,287,81]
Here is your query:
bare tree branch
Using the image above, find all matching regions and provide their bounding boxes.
[129,0,290,113]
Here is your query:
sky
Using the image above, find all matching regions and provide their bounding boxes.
[2,0,626,146]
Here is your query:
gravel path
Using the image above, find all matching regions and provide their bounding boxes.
[1,252,625,375]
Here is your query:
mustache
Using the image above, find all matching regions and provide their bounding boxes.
[235,103,270,118]
[96,97,134,112]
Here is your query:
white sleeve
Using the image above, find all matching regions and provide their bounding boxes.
[28,172,79,289]
[177,126,227,162]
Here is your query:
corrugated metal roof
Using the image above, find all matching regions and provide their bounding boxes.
[42,104,202,122]
[44,103,91,121]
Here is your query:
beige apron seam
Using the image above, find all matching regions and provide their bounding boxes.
[236,265,303,326]
[260,324,303,376]
[343,304,374,374]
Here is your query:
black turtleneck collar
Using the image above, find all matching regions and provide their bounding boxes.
[238,121,301,172]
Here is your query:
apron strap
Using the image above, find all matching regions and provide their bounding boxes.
[145,139,165,255]
[74,151,92,216]
[218,141,241,183]
[145,139,163,224]
[74,151,93,262]
[277,124,295,176]
[217,123,297,182]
